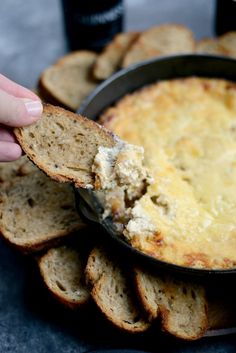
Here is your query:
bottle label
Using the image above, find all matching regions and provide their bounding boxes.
[75,3,123,26]
[62,0,124,51]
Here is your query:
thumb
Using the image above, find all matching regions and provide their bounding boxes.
[0,89,43,127]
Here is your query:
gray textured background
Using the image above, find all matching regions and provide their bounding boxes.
[0,0,215,88]
[2,1,236,352]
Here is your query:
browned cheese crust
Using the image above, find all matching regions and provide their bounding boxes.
[100,77,236,270]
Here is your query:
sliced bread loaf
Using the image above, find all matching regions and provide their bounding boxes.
[134,268,208,340]
[0,169,85,252]
[218,31,236,58]
[195,38,230,56]
[85,247,151,333]
[93,32,140,80]
[38,51,98,111]
[38,245,90,309]
[0,155,36,187]
[122,24,195,68]
[14,104,117,188]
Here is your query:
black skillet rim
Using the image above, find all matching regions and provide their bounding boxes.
[77,54,236,277]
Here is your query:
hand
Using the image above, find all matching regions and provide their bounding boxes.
[0,74,43,162]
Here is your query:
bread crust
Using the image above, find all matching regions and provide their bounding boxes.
[38,51,98,111]
[14,103,117,188]
[218,31,236,58]
[93,32,140,80]
[122,24,195,68]
[38,246,90,309]
[0,227,79,254]
[195,38,230,56]
[86,247,151,333]
[0,155,36,189]
[133,268,208,340]
[0,170,86,253]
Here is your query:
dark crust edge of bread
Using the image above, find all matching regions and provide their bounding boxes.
[90,273,151,334]
[0,222,86,254]
[93,32,140,81]
[84,260,96,288]
[133,269,209,340]
[41,286,90,310]
[38,50,98,112]
[38,82,73,111]
[121,23,196,68]
[38,252,90,309]
[86,248,151,334]
[218,31,236,43]
[84,246,107,287]
[14,103,117,188]
[195,38,231,56]
[133,269,158,322]
[160,304,208,341]
[55,50,97,66]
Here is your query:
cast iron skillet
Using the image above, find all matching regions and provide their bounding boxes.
[76,54,236,277]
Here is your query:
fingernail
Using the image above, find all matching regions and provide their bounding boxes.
[24,100,43,118]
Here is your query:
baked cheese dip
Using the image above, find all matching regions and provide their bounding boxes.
[99,77,236,270]
[92,142,153,232]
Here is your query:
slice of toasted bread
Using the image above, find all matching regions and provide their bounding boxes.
[85,247,150,333]
[14,104,117,188]
[196,38,230,56]
[85,246,121,286]
[38,245,90,309]
[218,31,236,58]
[0,156,36,187]
[0,169,85,252]
[93,32,140,80]
[38,51,98,111]
[122,24,195,68]
[134,268,208,340]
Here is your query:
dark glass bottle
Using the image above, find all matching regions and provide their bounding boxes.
[61,0,124,52]
[215,0,236,35]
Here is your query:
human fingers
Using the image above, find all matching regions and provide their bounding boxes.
[0,89,43,127]
[0,126,17,143]
[0,74,39,100]
[0,141,22,162]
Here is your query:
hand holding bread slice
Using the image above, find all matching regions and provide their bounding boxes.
[14,103,149,200]
[14,103,118,189]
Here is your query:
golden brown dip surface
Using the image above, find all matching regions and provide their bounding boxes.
[100,77,236,269]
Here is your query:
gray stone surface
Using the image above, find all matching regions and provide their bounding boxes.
[0,0,215,88]
[1,0,236,352]
[125,0,215,36]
